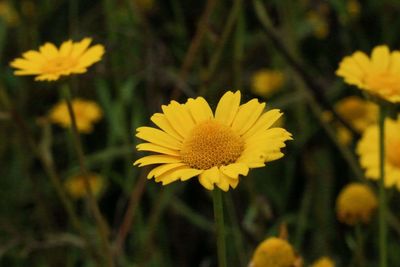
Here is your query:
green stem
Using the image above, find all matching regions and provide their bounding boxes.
[378,105,387,267]
[355,224,365,267]
[213,189,227,267]
[62,85,115,267]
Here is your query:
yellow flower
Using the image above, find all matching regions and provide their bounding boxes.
[0,1,19,26]
[357,117,400,189]
[336,45,400,103]
[311,257,335,267]
[48,98,103,133]
[10,38,105,81]
[347,0,361,18]
[249,237,296,267]
[64,173,105,200]
[251,70,284,98]
[306,11,329,39]
[335,96,377,133]
[134,91,292,191]
[336,183,377,225]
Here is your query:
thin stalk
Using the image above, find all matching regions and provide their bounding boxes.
[62,85,114,267]
[213,189,227,267]
[355,224,365,267]
[378,105,387,267]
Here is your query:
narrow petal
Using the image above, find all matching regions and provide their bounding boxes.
[147,163,187,178]
[162,101,195,138]
[151,113,184,141]
[60,40,73,57]
[231,99,265,135]
[133,155,181,167]
[71,38,92,58]
[40,43,59,58]
[137,143,180,156]
[371,45,390,72]
[215,91,241,126]
[136,126,182,150]
[75,45,105,69]
[198,166,219,190]
[220,163,249,179]
[186,97,213,123]
[242,109,283,139]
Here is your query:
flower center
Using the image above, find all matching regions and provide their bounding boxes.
[386,138,400,168]
[365,72,400,97]
[41,57,78,74]
[180,120,244,170]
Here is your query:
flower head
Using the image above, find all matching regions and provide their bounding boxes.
[64,173,105,200]
[48,98,103,133]
[357,117,400,189]
[134,91,292,191]
[251,69,284,97]
[336,45,400,103]
[336,183,377,225]
[249,237,296,267]
[311,257,335,267]
[10,38,105,81]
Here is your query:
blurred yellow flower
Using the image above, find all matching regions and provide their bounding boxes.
[311,257,335,267]
[0,1,19,26]
[64,173,105,200]
[10,38,105,81]
[323,96,377,145]
[357,117,400,189]
[251,69,284,98]
[48,99,103,133]
[134,91,292,191]
[306,11,329,39]
[336,183,377,225]
[347,0,361,17]
[249,237,296,267]
[336,45,400,103]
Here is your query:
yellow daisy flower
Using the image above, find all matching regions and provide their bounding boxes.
[336,45,400,103]
[249,237,296,267]
[134,91,292,191]
[251,69,284,98]
[336,183,377,226]
[311,257,335,267]
[10,38,105,81]
[48,98,103,133]
[64,173,105,200]
[357,117,400,189]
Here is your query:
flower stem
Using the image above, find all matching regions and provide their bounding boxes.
[355,224,365,267]
[213,188,227,267]
[378,105,387,267]
[62,84,114,267]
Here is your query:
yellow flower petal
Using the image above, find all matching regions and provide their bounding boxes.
[231,99,265,135]
[186,97,213,123]
[215,91,241,126]
[136,126,182,150]
[134,155,181,167]
[137,143,180,156]
[198,166,219,190]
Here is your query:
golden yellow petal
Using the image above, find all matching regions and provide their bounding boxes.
[150,113,184,141]
[198,166,219,190]
[136,143,180,156]
[71,38,92,58]
[136,126,182,150]
[371,45,390,72]
[133,155,181,167]
[162,101,195,138]
[186,97,213,123]
[59,40,73,57]
[231,99,265,135]
[215,91,241,126]
[389,51,400,74]
[22,50,46,64]
[220,163,249,179]
[352,51,371,72]
[39,43,59,58]
[216,170,230,191]
[75,44,105,69]
[242,109,282,139]
[154,166,187,185]
[174,168,203,181]
[147,163,187,178]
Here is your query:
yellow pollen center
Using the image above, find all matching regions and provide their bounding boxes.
[41,57,78,74]
[365,72,400,97]
[386,139,400,168]
[180,120,244,170]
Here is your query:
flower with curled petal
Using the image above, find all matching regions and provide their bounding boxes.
[10,38,104,81]
[134,91,292,191]
[336,45,400,103]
